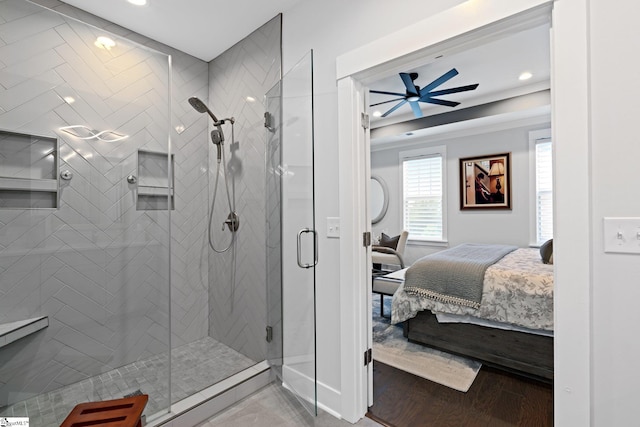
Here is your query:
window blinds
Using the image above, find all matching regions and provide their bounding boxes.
[536,140,553,244]
[402,154,443,241]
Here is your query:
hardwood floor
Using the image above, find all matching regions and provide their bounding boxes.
[367,362,553,427]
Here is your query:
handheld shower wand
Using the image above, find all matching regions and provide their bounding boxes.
[188,96,239,252]
[189,97,235,126]
[190,97,226,161]
[210,129,224,161]
[188,96,220,123]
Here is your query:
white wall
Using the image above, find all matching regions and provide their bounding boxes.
[589,1,640,424]
[286,0,640,423]
[282,0,466,410]
[371,122,551,265]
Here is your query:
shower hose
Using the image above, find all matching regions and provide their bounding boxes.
[208,122,237,253]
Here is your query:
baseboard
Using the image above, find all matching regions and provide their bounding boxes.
[281,364,342,419]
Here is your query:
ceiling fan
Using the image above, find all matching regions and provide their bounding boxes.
[370,68,479,118]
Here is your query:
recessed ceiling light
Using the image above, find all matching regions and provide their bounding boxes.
[128,0,147,5]
[63,96,75,104]
[372,111,382,117]
[519,71,533,81]
[246,96,256,103]
[95,36,116,50]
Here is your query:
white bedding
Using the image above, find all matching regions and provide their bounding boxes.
[391,248,554,332]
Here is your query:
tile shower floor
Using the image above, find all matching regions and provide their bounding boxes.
[0,337,255,427]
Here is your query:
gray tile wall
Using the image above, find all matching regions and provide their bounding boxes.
[207,16,281,362]
[0,0,210,407]
[29,0,212,352]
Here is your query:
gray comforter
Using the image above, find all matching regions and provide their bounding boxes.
[403,243,517,309]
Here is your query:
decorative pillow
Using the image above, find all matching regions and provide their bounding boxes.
[379,233,400,250]
[540,239,553,264]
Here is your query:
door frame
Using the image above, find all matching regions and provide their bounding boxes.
[336,1,592,425]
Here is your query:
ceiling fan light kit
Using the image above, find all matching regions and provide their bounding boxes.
[370,68,479,118]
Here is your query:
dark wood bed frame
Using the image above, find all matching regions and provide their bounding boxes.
[403,310,554,382]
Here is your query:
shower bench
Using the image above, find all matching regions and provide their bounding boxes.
[0,316,48,349]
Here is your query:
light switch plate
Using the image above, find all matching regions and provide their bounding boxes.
[603,217,640,254]
[327,217,340,238]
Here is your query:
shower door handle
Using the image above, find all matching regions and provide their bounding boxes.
[297,228,318,269]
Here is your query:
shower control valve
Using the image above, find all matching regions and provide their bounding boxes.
[223,211,240,232]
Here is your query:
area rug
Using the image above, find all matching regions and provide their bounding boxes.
[372,294,482,392]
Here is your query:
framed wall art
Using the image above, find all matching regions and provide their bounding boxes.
[460,152,511,210]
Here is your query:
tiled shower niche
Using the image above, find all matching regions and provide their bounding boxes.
[136,149,175,210]
[0,130,59,209]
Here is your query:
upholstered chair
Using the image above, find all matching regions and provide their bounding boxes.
[372,230,409,272]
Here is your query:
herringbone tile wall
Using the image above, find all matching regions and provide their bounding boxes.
[0,0,211,407]
[207,15,281,362]
[29,0,213,353]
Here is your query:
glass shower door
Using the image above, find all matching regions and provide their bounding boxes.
[265,50,317,416]
[0,2,172,425]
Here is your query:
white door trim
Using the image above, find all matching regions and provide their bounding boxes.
[336,1,592,425]
[337,76,370,423]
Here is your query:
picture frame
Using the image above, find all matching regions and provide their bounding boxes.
[460,152,511,210]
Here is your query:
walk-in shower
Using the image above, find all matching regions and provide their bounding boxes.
[188,97,239,253]
[0,1,279,425]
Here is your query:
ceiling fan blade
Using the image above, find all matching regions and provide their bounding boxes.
[400,72,419,95]
[370,97,406,107]
[419,68,459,96]
[370,90,407,97]
[381,99,408,117]
[421,97,460,108]
[427,84,479,97]
[409,101,423,118]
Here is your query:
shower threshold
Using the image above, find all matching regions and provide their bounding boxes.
[148,360,271,426]
[0,337,265,427]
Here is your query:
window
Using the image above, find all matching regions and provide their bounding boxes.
[530,129,553,245]
[400,146,446,242]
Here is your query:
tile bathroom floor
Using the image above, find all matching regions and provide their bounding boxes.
[0,337,255,426]
[198,383,382,427]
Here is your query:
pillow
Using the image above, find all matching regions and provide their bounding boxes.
[379,233,400,250]
[540,239,553,264]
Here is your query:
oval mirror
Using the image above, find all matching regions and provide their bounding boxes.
[370,175,389,224]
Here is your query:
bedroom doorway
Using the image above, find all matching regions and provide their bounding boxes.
[364,17,554,424]
[336,1,594,424]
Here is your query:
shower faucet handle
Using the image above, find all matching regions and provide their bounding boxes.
[222,212,240,232]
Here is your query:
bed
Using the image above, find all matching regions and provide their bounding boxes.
[391,243,554,381]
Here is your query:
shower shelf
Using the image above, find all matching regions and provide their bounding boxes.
[0,129,59,209]
[137,185,174,196]
[0,316,48,349]
[135,150,175,210]
[0,177,58,192]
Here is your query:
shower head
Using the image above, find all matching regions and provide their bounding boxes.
[211,129,224,161]
[189,97,228,161]
[211,129,223,145]
[188,97,220,123]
